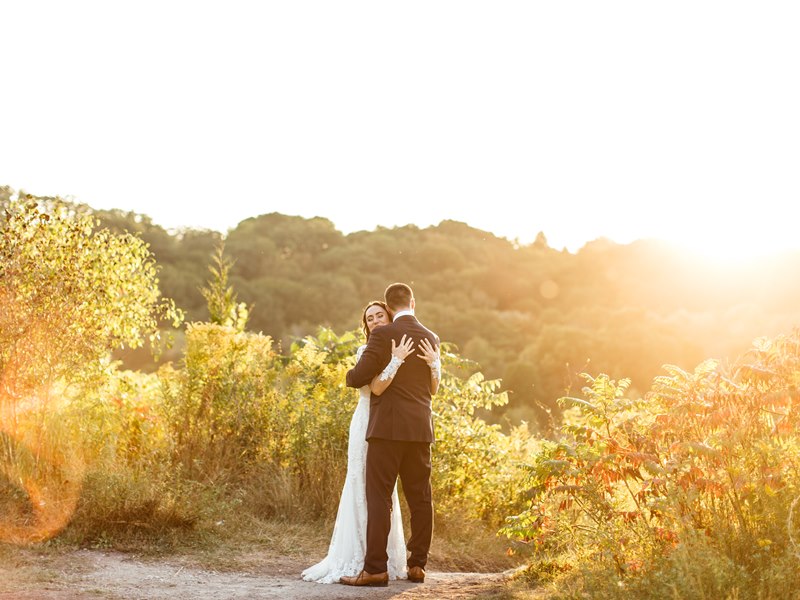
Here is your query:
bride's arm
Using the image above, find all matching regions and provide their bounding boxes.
[370,335,415,396]
[417,338,441,395]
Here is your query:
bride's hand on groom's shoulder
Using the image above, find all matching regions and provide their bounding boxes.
[391,334,415,361]
[416,338,439,366]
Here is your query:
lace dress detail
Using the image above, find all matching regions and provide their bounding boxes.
[379,355,403,381]
[301,345,407,583]
[428,357,441,381]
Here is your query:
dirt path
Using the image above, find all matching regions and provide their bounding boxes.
[0,550,517,599]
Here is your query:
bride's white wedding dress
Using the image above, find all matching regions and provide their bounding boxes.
[301,345,407,583]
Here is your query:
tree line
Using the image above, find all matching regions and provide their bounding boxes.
[4,186,798,430]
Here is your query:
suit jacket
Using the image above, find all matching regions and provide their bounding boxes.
[346,315,439,443]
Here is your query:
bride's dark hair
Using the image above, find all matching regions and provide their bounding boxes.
[362,300,390,341]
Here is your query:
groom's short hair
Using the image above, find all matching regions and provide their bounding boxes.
[384,282,413,311]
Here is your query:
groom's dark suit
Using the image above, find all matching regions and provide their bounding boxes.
[346,314,439,574]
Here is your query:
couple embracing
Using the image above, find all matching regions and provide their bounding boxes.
[302,282,441,587]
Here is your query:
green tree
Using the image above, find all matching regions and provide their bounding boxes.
[0,195,182,404]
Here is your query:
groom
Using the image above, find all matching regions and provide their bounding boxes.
[340,282,439,587]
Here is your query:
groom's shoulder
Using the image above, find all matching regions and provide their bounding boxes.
[419,324,440,346]
[404,318,438,343]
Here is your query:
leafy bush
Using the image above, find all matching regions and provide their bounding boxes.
[432,349,535,523]
[503,329,800,598]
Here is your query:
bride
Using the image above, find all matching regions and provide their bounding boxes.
[301,300,440,584]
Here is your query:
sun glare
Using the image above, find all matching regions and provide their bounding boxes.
[670,229,796,265]
[1,390,85,543]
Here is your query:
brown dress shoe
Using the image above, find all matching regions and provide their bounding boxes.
[407,565,425,583]
[339,570,389,587]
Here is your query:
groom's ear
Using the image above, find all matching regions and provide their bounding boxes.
[410,298,416,310]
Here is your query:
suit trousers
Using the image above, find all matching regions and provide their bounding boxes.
[364,438,433,574]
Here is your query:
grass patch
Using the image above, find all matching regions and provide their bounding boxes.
[429,511,527,572]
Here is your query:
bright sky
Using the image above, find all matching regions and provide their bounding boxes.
[2,1,798,259]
